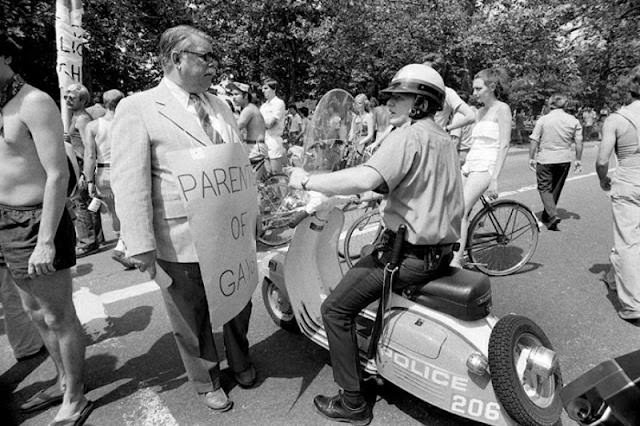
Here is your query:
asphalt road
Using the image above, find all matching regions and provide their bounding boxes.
[2,141,638,426]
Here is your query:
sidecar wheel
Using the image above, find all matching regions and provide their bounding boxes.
[261,278,299,333]
[489,314,563,426]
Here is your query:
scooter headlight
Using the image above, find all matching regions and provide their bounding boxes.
[467,352,489,376]
[526,346,558,380]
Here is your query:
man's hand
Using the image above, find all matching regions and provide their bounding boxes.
[129,250,157,279]
[288,167,309,190]
[27,242,56,277]
[599,176,612,191]
[486,179,499,200]
[88,182,98,198]
[77,174,88,191]
[528,159,536,172]
[573,160,583,174]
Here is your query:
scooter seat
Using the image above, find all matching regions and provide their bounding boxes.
[405,267,492,321]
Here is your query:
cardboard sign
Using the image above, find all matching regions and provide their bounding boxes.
[167,143,259,328]
[55,0,85,89]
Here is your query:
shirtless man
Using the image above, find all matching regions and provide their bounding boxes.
[0,34,92,425]
[83,89,135,270]
[230,81,269,178]
[65,83,103,257]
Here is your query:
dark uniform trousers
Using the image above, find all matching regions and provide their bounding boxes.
[536,162,571,220]
[321,235,453,393]
[157,259,252,394]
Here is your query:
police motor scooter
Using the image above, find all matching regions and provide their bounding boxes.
[261,192,563,426]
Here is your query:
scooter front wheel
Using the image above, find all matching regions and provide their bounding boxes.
[489,314,563,426]
[261,278,300,333]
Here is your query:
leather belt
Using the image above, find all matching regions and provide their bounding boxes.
[244,140,265,144]
[97,163,110,168]
[380,229,459,257]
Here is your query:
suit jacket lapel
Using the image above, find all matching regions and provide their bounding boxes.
[153,83,211,147]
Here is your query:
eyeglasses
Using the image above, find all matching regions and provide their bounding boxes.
[182,50,218,64]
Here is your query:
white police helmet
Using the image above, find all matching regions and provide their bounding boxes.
[382,64,446,109]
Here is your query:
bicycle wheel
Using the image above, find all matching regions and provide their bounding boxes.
[342,210,383,268]
[257,174,296,247]
[467,200,539,276]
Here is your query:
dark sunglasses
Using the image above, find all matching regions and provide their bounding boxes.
[182,50,218,64]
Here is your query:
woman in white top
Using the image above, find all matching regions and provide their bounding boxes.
[348,93,375,160]
[451,68,512,267]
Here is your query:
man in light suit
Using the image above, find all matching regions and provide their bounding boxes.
[110,25,255,412]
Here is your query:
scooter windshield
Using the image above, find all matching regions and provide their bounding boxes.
[301,89,355,173]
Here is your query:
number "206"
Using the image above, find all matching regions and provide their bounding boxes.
[451,395,501,421]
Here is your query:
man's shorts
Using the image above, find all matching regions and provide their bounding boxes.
[0,204,76,280]
[265,136,286,159]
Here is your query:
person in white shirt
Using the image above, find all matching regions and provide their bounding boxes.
[259,79,287,173]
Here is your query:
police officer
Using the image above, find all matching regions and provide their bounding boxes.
[289,64,464,425]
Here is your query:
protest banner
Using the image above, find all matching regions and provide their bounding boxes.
[167,143,259,328]
[55,0,84,131]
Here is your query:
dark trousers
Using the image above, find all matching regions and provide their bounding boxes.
[71,157,103,249]
[157,260,252,394]
[536,162,571,220]
[321,248,450,393]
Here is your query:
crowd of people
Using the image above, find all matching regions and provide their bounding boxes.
[1,22,640,426]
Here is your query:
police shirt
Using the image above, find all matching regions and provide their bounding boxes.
[364,118,464,245]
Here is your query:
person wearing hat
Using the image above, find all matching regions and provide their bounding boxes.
[229,81,268,178]
[289,64,464,425]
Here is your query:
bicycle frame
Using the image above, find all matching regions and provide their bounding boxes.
[474,196,541,239]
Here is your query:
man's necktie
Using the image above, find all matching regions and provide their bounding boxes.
[189,93,222,144]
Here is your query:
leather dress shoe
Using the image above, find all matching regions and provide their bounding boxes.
[234,365,257,388]
[546,216,561,231]
[202,389,233,412]
[313,392,372,426]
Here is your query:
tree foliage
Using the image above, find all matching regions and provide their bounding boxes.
[1,0,638,112]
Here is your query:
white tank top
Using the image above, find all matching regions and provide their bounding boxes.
[463,121,500,174]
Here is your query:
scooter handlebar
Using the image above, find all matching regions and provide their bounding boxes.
[287,210,310,228]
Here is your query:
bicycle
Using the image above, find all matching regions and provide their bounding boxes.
[341,195,540,276]
[253,158,306,247]
[465,195,540,276]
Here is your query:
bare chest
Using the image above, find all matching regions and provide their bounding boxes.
[0,110,36,157]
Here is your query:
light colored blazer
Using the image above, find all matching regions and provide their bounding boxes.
[111,80,242,262]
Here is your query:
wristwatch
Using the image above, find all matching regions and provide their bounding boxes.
[301,175,310,190]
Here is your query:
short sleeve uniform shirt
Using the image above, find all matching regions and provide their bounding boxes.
[364,119,464,245]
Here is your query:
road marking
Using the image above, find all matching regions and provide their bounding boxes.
[123,388,179,426]
[100,280,160,304]
[73,287,108,324]
[499,170,602,197]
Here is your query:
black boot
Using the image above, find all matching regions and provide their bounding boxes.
[313,392,372,425]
